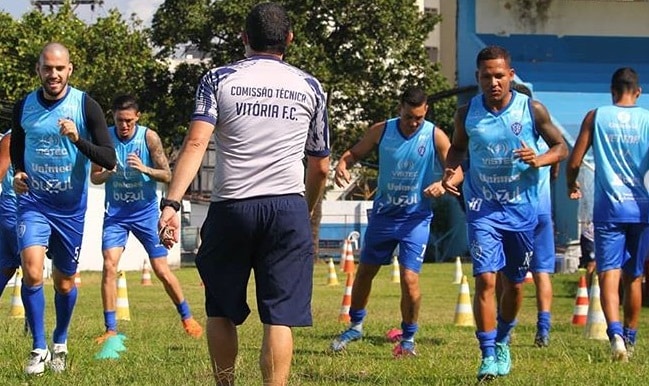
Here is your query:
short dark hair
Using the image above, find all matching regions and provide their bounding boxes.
[245,2,291,55]
[611,67,639,95]
[112,94,139,112]
[400,86,428,107]
[476,45,511,68]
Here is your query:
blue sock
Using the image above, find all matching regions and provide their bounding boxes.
[0,272,13,298]
[537,311,551,337]
[623,327,637,345]
[401,321,418,342]
[349,309,366,330]
[52,286,78,344]
[22,284,47,350]
[176,300,191,321]
[496,315,517,344]
[606,321,624,340]
[477,330,497,358]
[104,310,117,331]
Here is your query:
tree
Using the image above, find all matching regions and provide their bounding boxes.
[0,2,170,142]
[151,0,456,260]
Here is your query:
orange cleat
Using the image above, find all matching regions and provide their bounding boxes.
[182,317,203,338]
[95,330,117,344]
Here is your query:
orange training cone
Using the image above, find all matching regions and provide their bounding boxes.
[74,268,82,287]
[572,275,589,326]
[116,271,131,321]
[391,256,400,284]
[454,275,475,327]
[524,270,534,284]
[338,273,354,322]
[326,258,339,286]
[584,275,607,340]
[140,261,153,286]
[342,240,355,274]
[8,268,24,318]
[452,256,463,284]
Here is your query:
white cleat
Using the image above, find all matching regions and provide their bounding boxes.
[24,348,51,376]
[51,343,68,373]
[611,334,629,363]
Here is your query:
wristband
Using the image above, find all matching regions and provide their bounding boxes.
[160,198,181,212]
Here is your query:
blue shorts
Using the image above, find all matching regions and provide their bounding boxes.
[195,194,314,326]
[361,215,430,274]
[0,212,19,270]
[17,206,83,276]
[594,222,649,277]
[468,221,534,283]
[530,214,555,273]
[102,211,167,258]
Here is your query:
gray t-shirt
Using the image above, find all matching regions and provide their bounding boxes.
[192,55,330,201]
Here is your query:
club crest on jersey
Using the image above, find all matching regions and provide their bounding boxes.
[510,122,523,136]
[417,145,426,156]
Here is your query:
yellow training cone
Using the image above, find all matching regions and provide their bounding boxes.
[584,275,607,340]
[116,271,131,321]
[452,256,463,284]
[9,268,25,318]
[391,256,400,284]
[454,275,475,327]
[326,258,339,286]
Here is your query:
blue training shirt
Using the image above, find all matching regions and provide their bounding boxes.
[20,87,90,213]
[0,131,17,215]
[371,118,437,219]
[463,90,540,231]
[104,125,158,218]
[592,104,649,223]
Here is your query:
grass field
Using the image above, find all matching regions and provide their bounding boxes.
[0,262,647,385]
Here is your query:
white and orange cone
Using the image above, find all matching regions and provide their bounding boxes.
[326,258,339,286]
[8,268,24,318]
[454,275,475,327]
[584,275,607,340]
[338,273,354,322]
[342,240,355,274]
[116,271,131,321]
[524,270,534,284]
[572,275,589,326]
[141,261,153,286]
[74,268,82,287]
[452,256,463,284]
[391,256,400,284]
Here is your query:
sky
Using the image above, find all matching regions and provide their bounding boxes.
[1,0,164,25]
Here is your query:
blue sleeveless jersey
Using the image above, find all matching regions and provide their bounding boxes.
[463,91,540,230]
[592,105,649,223]
[371,118,436,219]
[0,131,17,215]
[20,87,90,213]
[104,125,158,218]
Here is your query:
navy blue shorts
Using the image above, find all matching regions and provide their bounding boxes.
[195,194,314,326]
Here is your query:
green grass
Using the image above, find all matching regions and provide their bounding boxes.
[0,263,647,385]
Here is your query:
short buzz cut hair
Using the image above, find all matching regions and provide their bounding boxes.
[611,67,640,95]
[400,86,428,107]
[476,45,511,68]
[112,94,140,112]
[245,2,292,55]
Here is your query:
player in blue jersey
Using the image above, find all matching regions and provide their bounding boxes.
[442,46,567,381]
[330,86,451,357]
[0,131,19,298]
[11,42,117,376]
[157,3,330,385]
[567,67,649,362]
[91,95,202,344]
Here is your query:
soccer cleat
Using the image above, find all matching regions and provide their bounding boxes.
[50,343,68,373]
[392,340,416,358]
[24,348,51,376]
[95,330,118,344]
[624,338,635,359]
[330,328,362,352]
[182,317,203,338]
[611,334,629,362]
[476,356,498,382]
[534,333,550,348]
[495,342,512,376]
